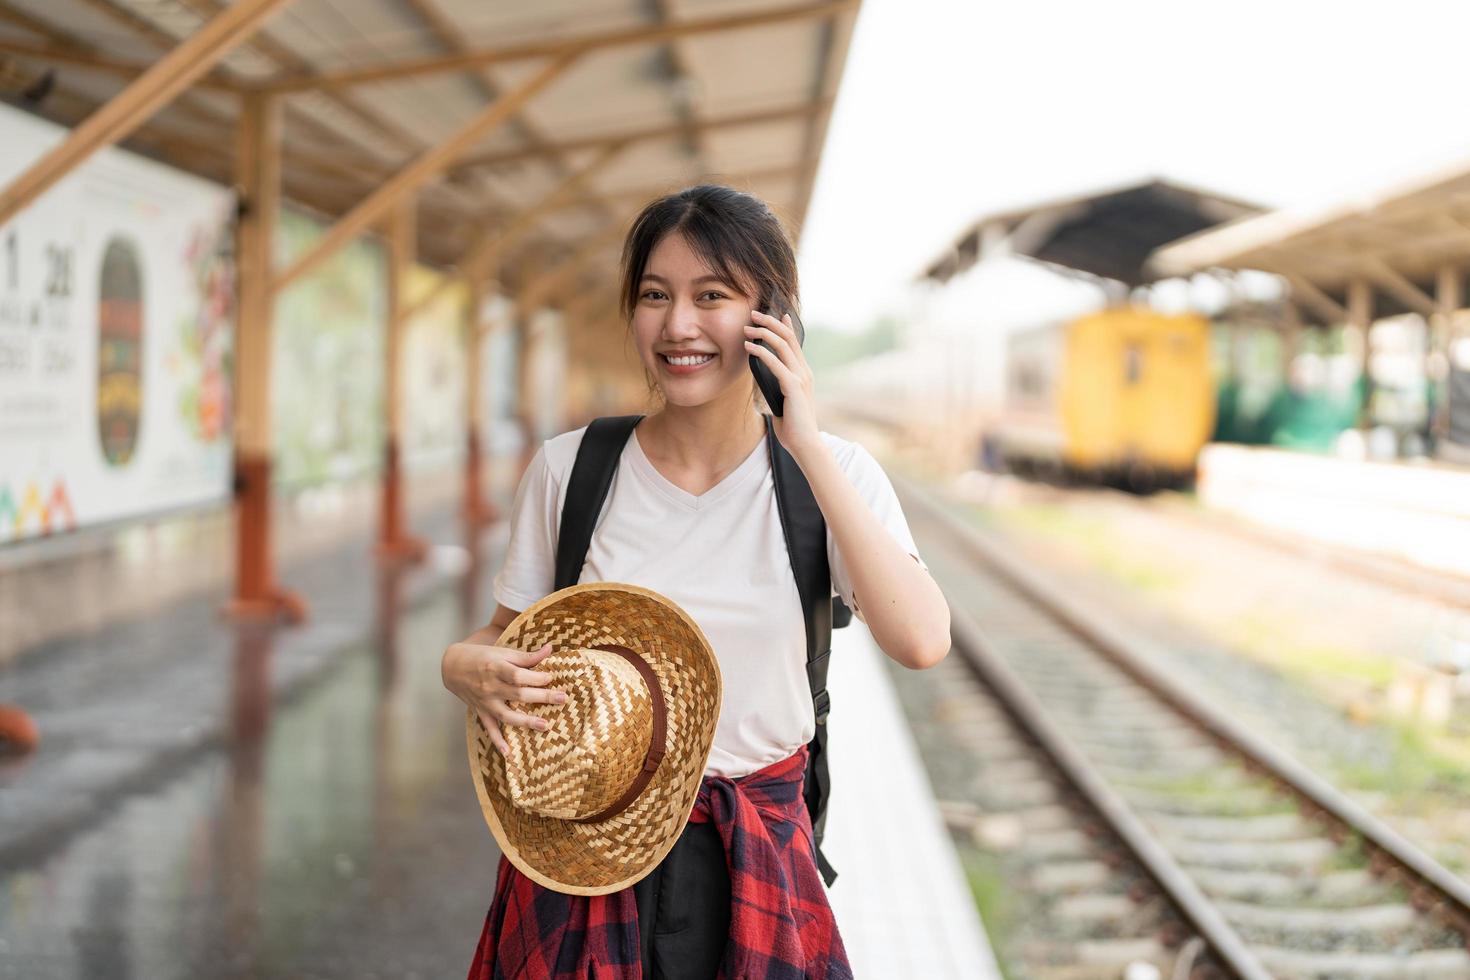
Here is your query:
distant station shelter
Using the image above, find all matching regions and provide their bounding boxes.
[1153,162,1470,464]
[914,179,1261,486]
[0,0,860,619]
[921,178,1260,291]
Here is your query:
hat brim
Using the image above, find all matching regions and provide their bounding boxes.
[466,582,722,895]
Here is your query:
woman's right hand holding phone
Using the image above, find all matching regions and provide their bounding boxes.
[441,635,569,756]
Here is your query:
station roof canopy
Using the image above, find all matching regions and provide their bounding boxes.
[0,0,858,285]
[1150,156,1470,323]
[919,178,1262,288]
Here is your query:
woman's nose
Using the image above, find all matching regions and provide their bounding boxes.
[662,301,704,338]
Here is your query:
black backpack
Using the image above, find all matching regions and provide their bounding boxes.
[552,413,848,887]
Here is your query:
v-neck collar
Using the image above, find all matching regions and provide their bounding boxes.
[627,424,768,511]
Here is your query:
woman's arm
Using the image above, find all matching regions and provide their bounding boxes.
[442,603,566,754]
[792,444,951,670]
[744,311,948,669]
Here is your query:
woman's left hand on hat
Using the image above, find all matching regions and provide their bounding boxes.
[745,310,820,458]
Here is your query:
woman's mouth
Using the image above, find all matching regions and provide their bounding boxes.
[659,353,717,375]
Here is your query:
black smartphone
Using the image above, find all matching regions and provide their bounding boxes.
[749,288,804,417]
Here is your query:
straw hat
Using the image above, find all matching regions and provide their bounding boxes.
[465,581,722,895]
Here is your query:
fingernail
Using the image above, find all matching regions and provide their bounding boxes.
[537,720,551,730]
[554,693,568,703]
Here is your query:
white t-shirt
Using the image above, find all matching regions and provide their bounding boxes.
[491,423,927,778]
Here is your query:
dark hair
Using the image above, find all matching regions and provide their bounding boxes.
[618,185,799,320]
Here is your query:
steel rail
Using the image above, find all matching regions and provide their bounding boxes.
[899,474,1470,940]
[945,598,1273,979]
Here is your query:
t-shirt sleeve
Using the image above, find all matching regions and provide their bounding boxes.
[490,444,560,612]
[826,440,928,624]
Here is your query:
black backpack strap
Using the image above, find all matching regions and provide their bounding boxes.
[764,414,838,886]
[554,413,839,886]
[554,415,644,591]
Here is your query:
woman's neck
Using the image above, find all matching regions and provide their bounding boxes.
[639,403,765,475]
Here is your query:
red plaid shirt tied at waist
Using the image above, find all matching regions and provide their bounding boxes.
[467,745,853,980]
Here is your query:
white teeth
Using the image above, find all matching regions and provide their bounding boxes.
[666,354,714,366]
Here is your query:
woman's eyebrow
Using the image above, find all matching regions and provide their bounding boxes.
[640,273,732,286]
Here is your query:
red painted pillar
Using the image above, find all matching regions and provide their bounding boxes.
[223,91,306,624]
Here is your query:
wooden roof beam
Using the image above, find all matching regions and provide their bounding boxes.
[516,220,631,317]
[0,37,241,91]
[1362,258,1441,317]
[1284,272,1349,325]
[451,101,827,177]
[0,0,293,228]
[562,281,620,323]
[0,0,429,208]
[399,141,629,325]
[0,0,243,139]
[647,0,706,170]
[793,2,857,233]
[397,0,621,225]
[555,164,802,214]
[272,51,580,294]
[174,0,430,166]
[262,0,858,93]
[462,141,629,281]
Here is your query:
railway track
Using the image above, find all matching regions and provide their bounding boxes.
[894,476,1470,979]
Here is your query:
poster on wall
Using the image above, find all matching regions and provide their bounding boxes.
[0,103,235,545]
[401,265,467,472]
[478,292,521,456]
[271,209,386,489]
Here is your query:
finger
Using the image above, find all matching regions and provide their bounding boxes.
[744,339,795,384]
[504,642,554,667]
[514,685,569,705]
[500,662,555,686]
[751,308,796,343]
[477,711,510,755]
[499,707,552,732]
[745,324,796,364]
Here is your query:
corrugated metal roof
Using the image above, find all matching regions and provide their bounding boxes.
[0,0,859,289]
[1150,155,1470,319]
[920,177,1262,288]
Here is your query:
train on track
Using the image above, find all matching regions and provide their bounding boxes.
[982,305,1216,491]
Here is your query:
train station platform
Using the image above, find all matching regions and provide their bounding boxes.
[1197,443,1470,579]
[0,475,997,979]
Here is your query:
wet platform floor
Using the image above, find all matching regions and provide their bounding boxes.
[1,508,501,979]
[0,496,996,979]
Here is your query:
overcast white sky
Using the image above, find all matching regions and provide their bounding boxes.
[797,0,1470,333]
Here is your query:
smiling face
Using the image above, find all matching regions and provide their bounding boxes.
[631,232,758,410]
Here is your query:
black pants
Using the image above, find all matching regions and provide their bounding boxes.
[632,821,732,979]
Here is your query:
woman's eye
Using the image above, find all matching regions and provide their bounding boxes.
[640,289,667,301]
[699,290,726,302]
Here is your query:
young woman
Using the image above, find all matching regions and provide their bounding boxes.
[443,184,952,979]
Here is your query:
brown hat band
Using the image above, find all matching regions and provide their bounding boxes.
[573,644,668,824]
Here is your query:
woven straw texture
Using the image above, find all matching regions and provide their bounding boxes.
[466,582,722,895]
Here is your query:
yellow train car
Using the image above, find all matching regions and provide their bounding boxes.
[986,306,1216,490]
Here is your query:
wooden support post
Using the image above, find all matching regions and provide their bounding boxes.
[377,197,429,566]
[224,91,306,624]
[514,303,541,480]
[462,273,499,531]
[1281,300,1302,385]
[0,0,294,227]
[1347,278,1374,431]
[1433,266,1461,444]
